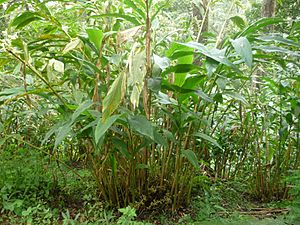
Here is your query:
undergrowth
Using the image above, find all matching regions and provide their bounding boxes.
[0,148,299,224]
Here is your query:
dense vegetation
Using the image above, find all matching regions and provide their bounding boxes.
[0,0,299,224]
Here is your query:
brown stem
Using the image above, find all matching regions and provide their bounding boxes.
[143,0,152,120]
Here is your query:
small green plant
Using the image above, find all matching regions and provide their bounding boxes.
[117,206,153,225]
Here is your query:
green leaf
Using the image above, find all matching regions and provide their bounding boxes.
[55,122,72,149]
[216,77,227,90]
[182,150,200,169]
[11,11,43,29]
[112,137,132,159]
[153,54,170,70]
[102,72,127,122]
[162,64,201,76]
[63,38,81,54]
[224,91,248,104]
[71,100,93,122]
[156,91,178,105]
[153,130,168,147]
[253,45,300,57]
[95,115,121,144]
[128,115,154,140]
[239,18,284,37]
[151,3,167,22]
[165,40,194,86]
[230,16,246,29]
[195,132,223,150]
[86,28,103,52]
[91,13,142,26]
[128,51,146,108]
[256,35,300,48]
[124,0,146,20]
[180,42,236,69]
[231,37,253,68]
[195,90,213,102]
[214,93,223,103]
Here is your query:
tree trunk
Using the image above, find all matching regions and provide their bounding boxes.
[262,0,276,17]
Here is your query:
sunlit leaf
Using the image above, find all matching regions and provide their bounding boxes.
[102,72,127,121]
[239,18,284,37]
[86,28,104,52]
[11,11,43,29]
[63,38,81,54]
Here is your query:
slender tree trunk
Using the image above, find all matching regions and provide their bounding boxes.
[262,0,277,17]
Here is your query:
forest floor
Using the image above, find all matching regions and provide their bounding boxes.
[0,150,299,224]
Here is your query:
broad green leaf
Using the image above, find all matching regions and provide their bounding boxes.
[256,35,300,48]
[11,11,43,29]
[195,132,223,150]
[95,115,121,144]
[230,16,246,29]
[153,130,168,147]
[148,77,161,92]
[182,150,200,169]
[253,45,300,57]
[166,41,194,86]
[231,37,253,68]
[128,50,146,108]
[55,122,72,149]
[162,64,200,76]
[156,91,178,105]
[239,18,284,37]
[214,93,223,103]
[124,0,146,20]
[63,38,81,54]
[181,42,236,69]
[0,122,3,133]
[224,91,248,104]
[102,72,127,121]
[195,90,213,102]
[182,74,205,90]
[216,77,227,90]
[168,51,194,61]
[71,100,93,122]
[128,115,154,140]
[153,54,170,70]
[205,58,218,76]
[112,137,132,159]
[86,28,103,52]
